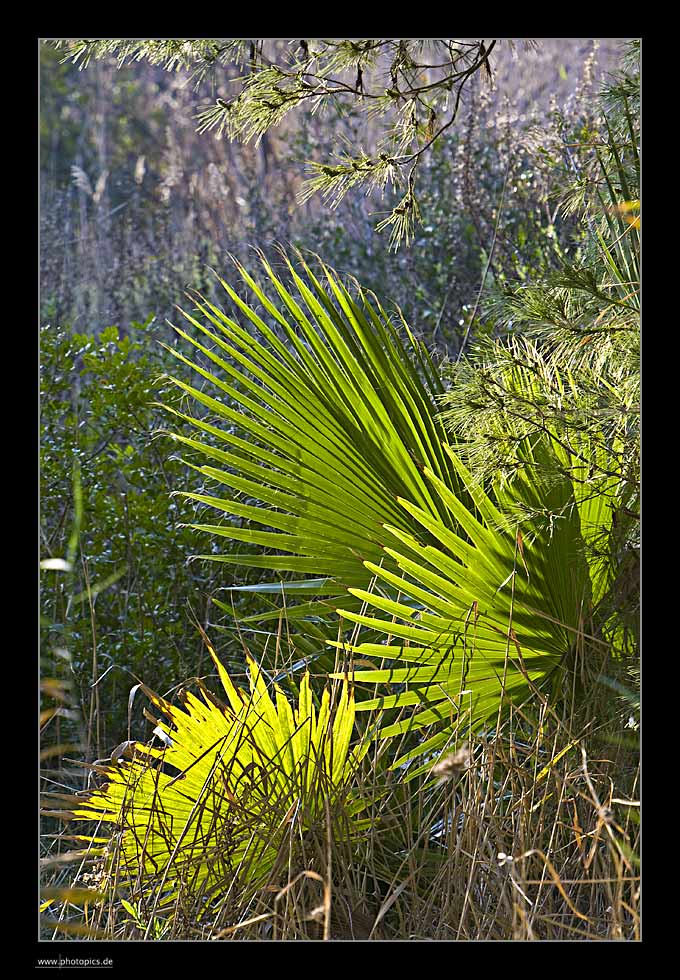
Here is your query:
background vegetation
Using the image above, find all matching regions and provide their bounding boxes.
[39,38,639,943]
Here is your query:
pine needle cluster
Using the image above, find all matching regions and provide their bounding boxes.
[52,38,514,249]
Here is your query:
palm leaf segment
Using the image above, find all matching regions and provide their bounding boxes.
[48,654,360,909]
[329,438,601,760]
[331,336,623,759]
[163,250,461,624]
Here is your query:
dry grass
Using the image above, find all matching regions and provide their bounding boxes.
[41,653,639,942]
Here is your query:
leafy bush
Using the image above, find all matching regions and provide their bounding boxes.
[40,318,237,756]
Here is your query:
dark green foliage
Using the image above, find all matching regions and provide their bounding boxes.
[39,318,252,755]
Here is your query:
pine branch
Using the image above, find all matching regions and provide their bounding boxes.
[51,37,502,248]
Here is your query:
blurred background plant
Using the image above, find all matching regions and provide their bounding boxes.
[39,318,260,761]
[41,39,623,345]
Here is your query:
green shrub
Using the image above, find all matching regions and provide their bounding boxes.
[40,317,251,756]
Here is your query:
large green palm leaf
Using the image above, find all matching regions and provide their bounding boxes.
[164,252,622,759]
[163,250,462,626]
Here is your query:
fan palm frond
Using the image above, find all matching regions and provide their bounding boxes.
[44,650,363,912]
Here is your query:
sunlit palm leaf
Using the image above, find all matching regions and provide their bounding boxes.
[45,653,362,910]
[163,249,462,624]
[163,251,623,760]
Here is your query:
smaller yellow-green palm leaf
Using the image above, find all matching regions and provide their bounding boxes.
[46,650,362,912]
